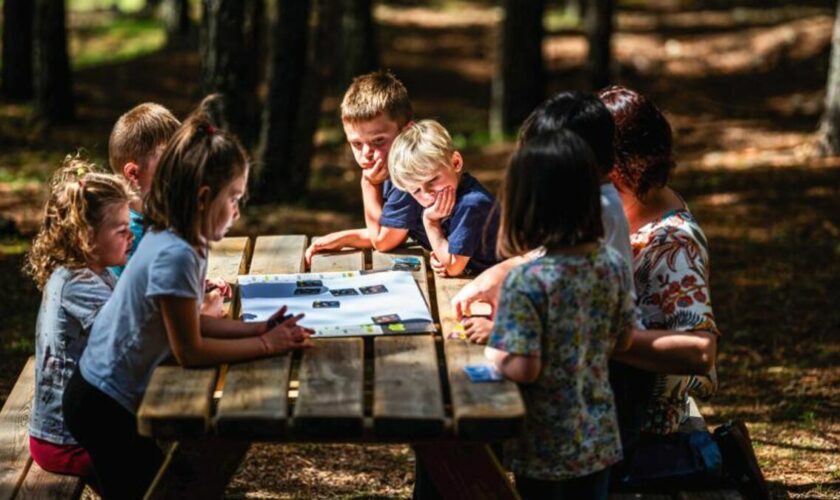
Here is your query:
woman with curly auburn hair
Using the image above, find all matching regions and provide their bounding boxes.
[24,155,135,486]
[598,86,720,466]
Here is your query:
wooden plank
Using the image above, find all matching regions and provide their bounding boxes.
[310,249,365,273]
[136,366,217,439]
[214,234,305,439]
[248,235,307,275]
[434,277,525,440]
[371,249,430,306]
[0,357,36,500]
[208,236,251,319]
[15,460,83,500]
[373,336,444,438]
[292,338,365,438]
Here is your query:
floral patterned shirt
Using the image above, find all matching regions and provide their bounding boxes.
[615,208,719,436]
[489,245,635,480]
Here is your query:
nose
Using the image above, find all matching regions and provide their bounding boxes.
[361,143,375,159]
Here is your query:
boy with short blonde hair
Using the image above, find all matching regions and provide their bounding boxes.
[305,71,424,263]
[388,119,499,277]
[108,102,180,277]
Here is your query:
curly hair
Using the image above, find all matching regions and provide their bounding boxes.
[25,155,135,290]
[598,85,675,199]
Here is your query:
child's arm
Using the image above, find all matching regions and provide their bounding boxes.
[305,229,373,264]
[450,254,532,319]
[610,329,716,374]
[160,296,312,367]
[422,186,470,276]
[485,347,541,383]
[361,176,409,251]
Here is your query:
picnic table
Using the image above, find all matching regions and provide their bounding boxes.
[136,235,526,499]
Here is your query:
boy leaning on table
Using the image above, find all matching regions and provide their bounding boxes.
[305,70,422,263]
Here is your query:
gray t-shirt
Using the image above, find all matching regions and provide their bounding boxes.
[80,229,206,414]
[30,267,115,444]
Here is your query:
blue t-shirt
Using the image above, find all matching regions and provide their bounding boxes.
[440,173,500,273]
[109,208,145,278]
[79,229,206,414]
[379,179,427,246]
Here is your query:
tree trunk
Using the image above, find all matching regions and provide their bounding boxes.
[585,0,614,90]
[253,0,312,202]
[290,0,341,194]
[340,0,378,87]
[201,0,252,146]
[163,0,191,43]
[818,0,840,156]
[242,0,265,144]
[490,0,545,139]
[33,0,74,123]
[2,0,34,100]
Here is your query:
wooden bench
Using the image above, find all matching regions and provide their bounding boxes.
[0,357,85,500]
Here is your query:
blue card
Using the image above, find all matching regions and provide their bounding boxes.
[463,364,503,383]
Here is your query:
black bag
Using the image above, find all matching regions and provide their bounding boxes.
[612,430,723,492]
[713,421,770,500]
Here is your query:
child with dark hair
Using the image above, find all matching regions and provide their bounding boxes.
[485,130,634,500]
[62,106,313,499]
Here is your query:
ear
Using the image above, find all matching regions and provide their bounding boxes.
[197,186,211,211]
[122,162,141,187]
[451,151,464,173]
[401,120,415,132]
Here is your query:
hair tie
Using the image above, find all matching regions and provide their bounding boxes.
[207,124,217,135]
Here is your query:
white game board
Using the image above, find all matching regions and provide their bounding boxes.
[238,270,434,337]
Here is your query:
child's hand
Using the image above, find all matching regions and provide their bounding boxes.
[205,278,232,299]
[200,289,226,318]
[430,252,448,277]
[361,158,388,185]
[462,316,493,344]
[423,187,455,223]
[305,234,342,264]
[262,309,314,354]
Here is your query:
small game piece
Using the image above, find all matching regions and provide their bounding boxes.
[294,287,321,295]
[386,323,406,332]
[372,314,400,324]
[463,364,503,383]
[330,288,359,296]
[313,300,340,308]
[360,284,387,295]
[449,322,467,340]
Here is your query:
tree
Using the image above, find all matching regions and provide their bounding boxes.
[201,0,252,146]
[252,0,312,202]
[2,0,35,100]
[340,0,378,87]
[490,0,546,138]
[162,0,191,43]
[818,0,840,156]
[34,0,74,123]
[585,0,614,90]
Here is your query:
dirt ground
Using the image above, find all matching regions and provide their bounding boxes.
[1,1,839,499]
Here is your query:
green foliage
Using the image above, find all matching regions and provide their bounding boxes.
[71,17,166,69]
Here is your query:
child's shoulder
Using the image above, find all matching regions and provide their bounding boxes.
[454,173,495,210]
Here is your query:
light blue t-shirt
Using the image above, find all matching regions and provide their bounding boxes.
[600,183,633,273]
[109,208,145,279]
[79,229,207,414]
[31,267,115,444]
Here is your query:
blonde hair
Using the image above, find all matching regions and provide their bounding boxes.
[25,155,135,290]
[144,106,247,251]
[340,70,413,127]
[388,119,456,191]
[109,102,181,174]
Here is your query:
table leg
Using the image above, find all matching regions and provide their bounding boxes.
[145,438,250,499]
[413,443,520,500]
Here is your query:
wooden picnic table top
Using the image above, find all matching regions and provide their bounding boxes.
[137,235,525,443]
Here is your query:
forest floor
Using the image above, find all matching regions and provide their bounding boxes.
[1,1,839,499]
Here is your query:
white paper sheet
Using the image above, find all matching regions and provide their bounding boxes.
[238,270,433,337]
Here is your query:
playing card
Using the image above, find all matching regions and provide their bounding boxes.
[297,280,323,287]
[359,284,387,295]
[391,257,421,271]
[294,287,321,295]
[372,314,400,324]
[463,364,503,382]
[313,300,340,308]
[329,288,359,296]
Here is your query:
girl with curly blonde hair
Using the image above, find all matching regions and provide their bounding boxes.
[24,155,134,484]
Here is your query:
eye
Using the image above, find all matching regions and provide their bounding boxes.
[351,142,362,149]
[373,138,385,146]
